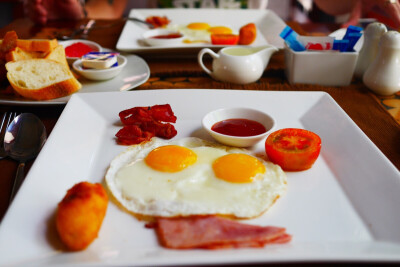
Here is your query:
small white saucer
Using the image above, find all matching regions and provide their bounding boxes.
[72,55,127,81]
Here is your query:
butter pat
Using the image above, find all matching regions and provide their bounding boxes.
[82,52,118,69]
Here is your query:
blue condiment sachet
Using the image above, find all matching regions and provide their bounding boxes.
[279,26,306,52]
[333,39,350,52]
[342,25,363,52]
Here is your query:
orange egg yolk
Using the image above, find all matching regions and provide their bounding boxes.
[145,145,197,172]
[208,26,232,35]
[212,153,266,183]
[187,22,210,30]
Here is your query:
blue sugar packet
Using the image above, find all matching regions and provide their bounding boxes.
[279,26,306,52]
[343,25,363,40]
[342,25,362,51]
[347,32,362,52]
[333,39,350,52]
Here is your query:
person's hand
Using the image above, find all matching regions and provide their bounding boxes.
[343,0,400,29]
[24,0,85,25]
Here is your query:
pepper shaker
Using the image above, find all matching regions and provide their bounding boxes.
[363,31,400,96]
[354,22,387,78]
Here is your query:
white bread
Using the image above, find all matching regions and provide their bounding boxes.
[44,45,70,68]
[5,47,48,62]
[5,59,81,100]
[6,45,68,66]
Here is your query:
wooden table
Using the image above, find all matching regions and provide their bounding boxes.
[1,18,400,264]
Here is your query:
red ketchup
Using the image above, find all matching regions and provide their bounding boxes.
[211,118,267,137]
[150,33,182,39]
[65,42,94,57]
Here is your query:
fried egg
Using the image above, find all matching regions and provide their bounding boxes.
[106,137,287,218]
[166,22,234,44]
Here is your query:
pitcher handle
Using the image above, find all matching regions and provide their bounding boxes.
[198,48,218,76]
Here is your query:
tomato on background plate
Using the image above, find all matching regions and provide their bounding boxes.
[265,128,321,171]
[211,34,239,45]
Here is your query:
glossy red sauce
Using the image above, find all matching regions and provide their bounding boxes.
[211,118,267,137]
[150,33,182,39]
[65,42,94,57]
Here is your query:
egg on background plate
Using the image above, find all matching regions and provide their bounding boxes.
[166,22,235,44]
[106,137,287,219]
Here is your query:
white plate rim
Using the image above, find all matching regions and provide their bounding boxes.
[0,89,399,265]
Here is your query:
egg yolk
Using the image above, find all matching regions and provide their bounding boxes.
[145,145,197,172]
[208,26,232,35]
[187,22,210,30]
[212,153,266,183]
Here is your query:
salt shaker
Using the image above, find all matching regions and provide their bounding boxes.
[354,22,387,78]
[363,31,400,96]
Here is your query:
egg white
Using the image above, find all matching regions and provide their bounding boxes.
[165,23,236,44]
[106,137,287,218]
[165,24,210,43]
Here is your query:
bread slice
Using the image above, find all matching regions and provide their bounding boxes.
[5,47,48,62]
[16,39,58,53]
[44,45,70,68]
[6,45,69,69]
[5,59,81,100]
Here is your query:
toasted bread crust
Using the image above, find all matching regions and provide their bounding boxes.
[16,39,58,53]
[7,74,81,100]
[5,47,48,62]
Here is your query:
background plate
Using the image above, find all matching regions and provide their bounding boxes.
[0,90,399,266]
[116,8,287,53]
[0,54,150,106]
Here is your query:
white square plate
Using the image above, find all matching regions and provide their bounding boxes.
[116,9,286,53]
[1,90,400,266]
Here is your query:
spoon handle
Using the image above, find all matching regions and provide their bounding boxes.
[9,162,25,203]
[126,17,155,28]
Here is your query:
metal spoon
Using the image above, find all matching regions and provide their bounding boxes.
[126,17,155,29]
[4,113,47,202]
[56,19,96,40]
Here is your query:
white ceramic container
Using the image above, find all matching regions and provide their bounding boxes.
[142,29,184,47]
[354,22,387,78]
[59,39,102,65]
[73,55,127,81]
[284,43,358,86]
[363,31,400,95]
[198,45,278,84]
[202,107,275,147]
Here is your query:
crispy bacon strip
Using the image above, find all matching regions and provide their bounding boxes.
[154,215,291,249]
[119,104,177,124]
[115,125,155,145]
[139,121,177,139]
[116,104,177,145]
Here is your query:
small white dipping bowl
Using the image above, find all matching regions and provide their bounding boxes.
[143,29,184,47]
[202,107,275,147]
[72,55,127,81]
[59,39,102,65]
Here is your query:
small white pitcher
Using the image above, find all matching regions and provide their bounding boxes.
[198,45,278,84]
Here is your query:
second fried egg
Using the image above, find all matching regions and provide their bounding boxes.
[166,22,234,44]
[106,137,287,218]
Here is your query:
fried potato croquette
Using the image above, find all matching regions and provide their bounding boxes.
[239,23,257,45]
[56,182,108,251]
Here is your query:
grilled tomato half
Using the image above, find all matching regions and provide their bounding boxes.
[265,128,321,171]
